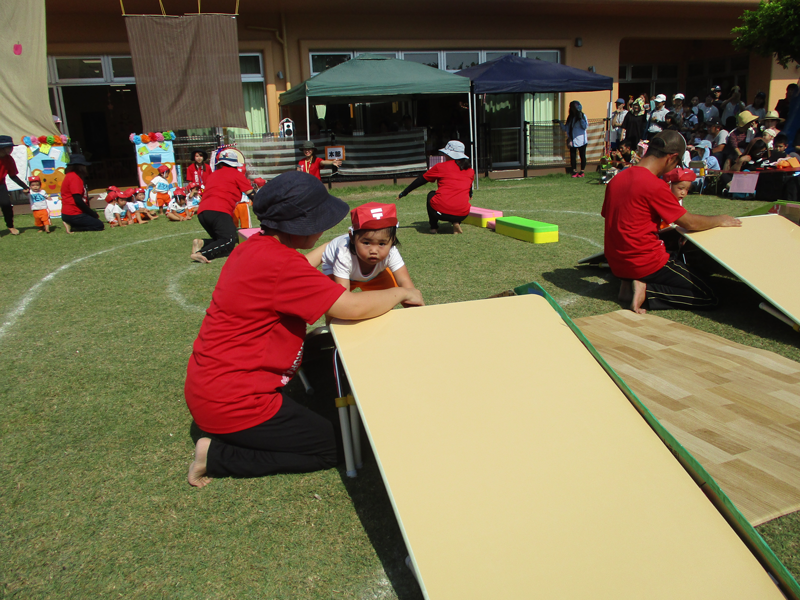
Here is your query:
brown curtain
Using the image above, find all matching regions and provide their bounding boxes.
[125,14,247,131]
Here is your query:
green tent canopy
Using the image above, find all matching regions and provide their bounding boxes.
[279,54,471,106]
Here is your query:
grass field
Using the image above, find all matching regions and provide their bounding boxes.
[1,173,798,599]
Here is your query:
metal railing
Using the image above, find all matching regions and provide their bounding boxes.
[528,119,608,167]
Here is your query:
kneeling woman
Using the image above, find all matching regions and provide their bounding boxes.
[185,171,423,487]
[397,140,474,234]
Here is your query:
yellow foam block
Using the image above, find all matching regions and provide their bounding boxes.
[495,216,559,244]
[463,207,504,228]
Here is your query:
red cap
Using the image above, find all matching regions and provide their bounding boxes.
[134,188,145,194]
[28,176,41,183]
[663,168,696,183]
[173,187,185,196]
[186,182,199,190]
[107,185,119,192]
[350,202,398,230]
[254,177,266,187]
[119,188,135,198]
[157,164,169,174]
[105,191,118,203]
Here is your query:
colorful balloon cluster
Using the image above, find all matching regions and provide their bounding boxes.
[21,134,70,147]
[129,131,176,144]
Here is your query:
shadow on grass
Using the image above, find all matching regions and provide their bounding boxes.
[290,349,424,600]
[543,252,800,348]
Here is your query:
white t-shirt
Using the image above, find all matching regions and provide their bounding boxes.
[29,191,49,211]
[126,201,139,215]
[168,200,187,214]
[745,105,766,120]
[705,130,729,147]
[321,233,404,282]
[700,104,719,121]
[104,203,122,222]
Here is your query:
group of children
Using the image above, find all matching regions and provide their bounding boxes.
[103,183,202,227]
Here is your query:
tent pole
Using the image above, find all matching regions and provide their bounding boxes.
[306,96,311,141]
[474,92,480,190]
[468,88,475,191]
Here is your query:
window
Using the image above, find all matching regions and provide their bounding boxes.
[239,55,262,75]
[445,52,480,72]
[656,64,678,79]
[485,51,519,62]
[310,53,352,76]
[356,52,398,59]
[110,57,135,79]
[402,52,439,69]
[619,65,628,80]
[524,50,559,63]
[631,65,653,80]
[55,57,104,81]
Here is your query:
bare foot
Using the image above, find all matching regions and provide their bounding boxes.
[188,438,212,488]
[430,228,438,234]
[191,238,203,253]
[64,222,72,234]
[453,223,463,234]
[37,229,44,233]
[190,252,210,264]
[9,228,19,235]
[618,280,633,302]
[631,280,647,314]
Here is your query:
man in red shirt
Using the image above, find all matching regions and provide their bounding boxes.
[190,149,254,263]
[0,135,29,235]
[602,131,741,314]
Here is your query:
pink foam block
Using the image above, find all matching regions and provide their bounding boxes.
[487,220,496,230]
[238,227,261,242]
[470,207,503,219]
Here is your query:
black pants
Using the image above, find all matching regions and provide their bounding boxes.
[199,393,338,478]
[0,183,14,229]
[62,212,104,231]
[426,192,468,229]
[640,259,718,310]
[569,145,587,172]
[198,210,238,260]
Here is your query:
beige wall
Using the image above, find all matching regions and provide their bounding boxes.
[46,2,767,131]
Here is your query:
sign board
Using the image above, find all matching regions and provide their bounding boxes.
[325,146,345,161]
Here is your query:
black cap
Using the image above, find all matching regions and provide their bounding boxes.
[705,117,721,126]
[650,131,686,156]
[254,171,349,235]
[67,154,92,166]
[0,135,14,148]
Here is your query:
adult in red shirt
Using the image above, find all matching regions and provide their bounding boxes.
[185,171,423,487]
[602,131,741,314]
[397,140,474,234]
[296,140,342,181]
[60,154,104,232]
[190,149,254,263]
[186,149,212,188]
[0,135,29,235]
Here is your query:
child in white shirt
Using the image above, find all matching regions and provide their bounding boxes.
[313,202,418,294]
[104,193,125,227]
[27,176,51,233]
[166,188,192,221]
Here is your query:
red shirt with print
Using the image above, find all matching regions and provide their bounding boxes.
[60,171,88,216]
[298,157,323,180]
[196,165,252,216]
[187,163,212,186]
[601,166,687,280]
[185,234,346,434]
[0,155,18,181]
[423,159,474,216]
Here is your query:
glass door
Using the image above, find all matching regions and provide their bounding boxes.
[482,94,522,168]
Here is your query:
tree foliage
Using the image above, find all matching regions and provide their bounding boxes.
[732,0,800,67]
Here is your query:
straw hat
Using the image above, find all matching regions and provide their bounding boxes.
[762,110,784,122]
[736,110,758,128]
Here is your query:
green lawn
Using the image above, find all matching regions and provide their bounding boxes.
[1,173,798,598]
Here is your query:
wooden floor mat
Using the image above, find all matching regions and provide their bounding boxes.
[574,310,800,526]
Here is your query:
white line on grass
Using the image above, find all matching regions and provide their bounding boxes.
[167,265,207,314]
[0,231,201,344]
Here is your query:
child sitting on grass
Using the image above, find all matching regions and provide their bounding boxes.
[104,191,125,227]
[311,202,418,294]
[27,176,51,233]
[186,184,201,213]
[167,189,192,221]
[120,188,145,224]
[133,188,157,221]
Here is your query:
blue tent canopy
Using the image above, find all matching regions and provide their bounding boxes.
[455,54,613,94]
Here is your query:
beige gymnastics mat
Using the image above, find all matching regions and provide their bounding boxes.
[574,309,800,526]
[331,295,788,599]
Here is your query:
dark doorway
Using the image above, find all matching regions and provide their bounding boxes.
[60,84,142,189]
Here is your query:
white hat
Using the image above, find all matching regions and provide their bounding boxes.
[439,140,468,160]
[216,149,242,168]
[654,94,667,103]
[673,93,685,100]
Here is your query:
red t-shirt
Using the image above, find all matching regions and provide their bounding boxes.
[187,163,212,186]
[423,160,474,216]
[60,171,88,216]
[185,234,346,434]
[298,157,323,180]
[601,166,687,280]
[196,166,253,216]
[0,155,18,181]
